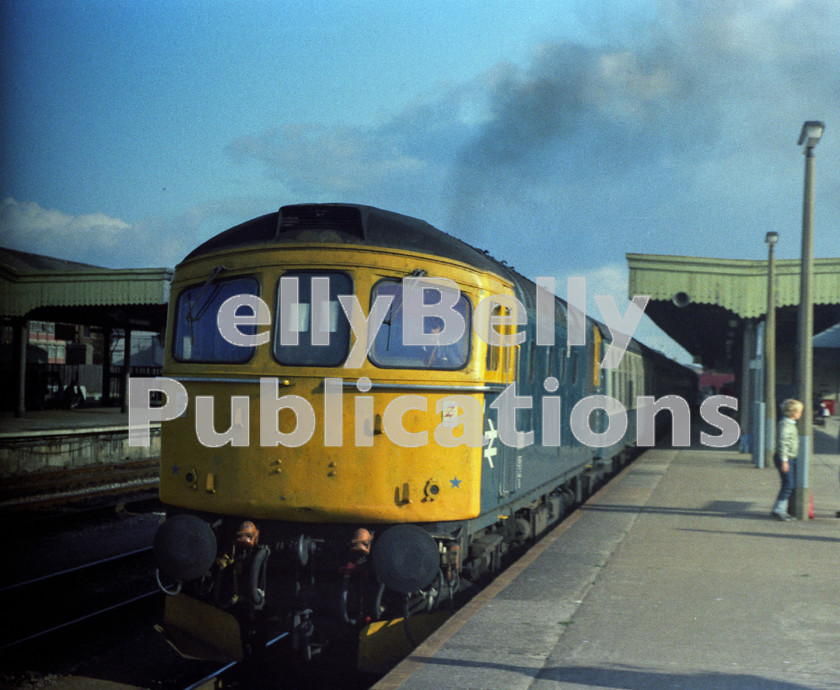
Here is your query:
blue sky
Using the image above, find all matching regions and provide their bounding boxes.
[2,0,838,361]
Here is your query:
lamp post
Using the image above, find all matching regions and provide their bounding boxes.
[793,120,824,519]
[764,231,778,470]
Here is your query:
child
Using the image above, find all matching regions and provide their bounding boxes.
[771,398,803,521]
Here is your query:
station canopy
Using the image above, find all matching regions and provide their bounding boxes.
[627,253,840,370]
[0,247,173,331]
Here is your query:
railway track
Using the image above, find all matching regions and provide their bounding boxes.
[0,447,647,687]
[0,546,158,652]
[0,502,367,688]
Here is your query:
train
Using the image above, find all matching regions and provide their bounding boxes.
[150,203,700,671]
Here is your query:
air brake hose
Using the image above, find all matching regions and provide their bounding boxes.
[373,582,385,621]
[402,595,417,648]
[340,571,360,625]
[249,545,269,610]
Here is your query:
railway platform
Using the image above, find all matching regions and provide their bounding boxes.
[376,417,840,690]
[0,408,159,506]
[0,406,134,434]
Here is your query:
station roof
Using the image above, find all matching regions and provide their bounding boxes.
[0,247,173,331]
[815,322,840,349]
[627,253,840,369]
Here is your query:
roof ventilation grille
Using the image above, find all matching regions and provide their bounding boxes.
[277,204,365,240]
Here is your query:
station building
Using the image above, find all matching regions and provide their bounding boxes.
[627,253,840,436]
[0,247,172,415]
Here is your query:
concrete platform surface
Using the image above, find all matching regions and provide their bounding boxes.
[0,407,135,436]
[377,418,840,690]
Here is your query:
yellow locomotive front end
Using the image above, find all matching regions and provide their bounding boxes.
[158,242,512,522]
[152,208,515,667]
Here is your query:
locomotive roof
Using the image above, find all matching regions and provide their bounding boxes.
[181,203,691,367]
[184,203,513,281]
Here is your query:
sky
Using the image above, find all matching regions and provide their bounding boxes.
[2,0,838,363]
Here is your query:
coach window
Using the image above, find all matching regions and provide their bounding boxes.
[370,279,470,370]
[273,271,353,366]
[618,369,626,406]
[174,276,260,363]
[527,341,536,385]
[556,347,566,384]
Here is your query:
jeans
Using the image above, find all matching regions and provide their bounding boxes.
[773,453,796,506]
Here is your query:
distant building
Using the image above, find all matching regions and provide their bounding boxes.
[111,331,165,367]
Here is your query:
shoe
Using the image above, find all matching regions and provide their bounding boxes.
[771,511,793,521]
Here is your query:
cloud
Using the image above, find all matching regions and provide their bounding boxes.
[440,0,839,269]
[0,196,282,268]
[218,0,840,290]
[219,2,840,272]
[220,2,838,270]
[0,197,133,265]
[227,123,432,198]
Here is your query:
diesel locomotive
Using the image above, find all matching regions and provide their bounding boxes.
[151,203,700,670]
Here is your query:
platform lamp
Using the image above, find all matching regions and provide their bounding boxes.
[793,120,824,519]
[764,230,778,471]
